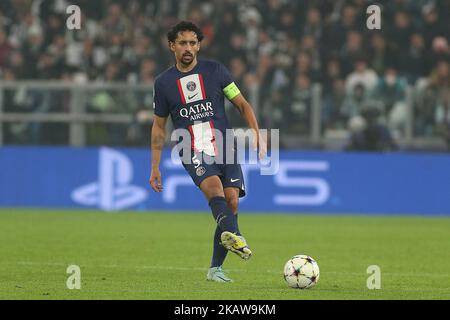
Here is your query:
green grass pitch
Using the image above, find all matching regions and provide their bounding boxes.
[0,209,449,300]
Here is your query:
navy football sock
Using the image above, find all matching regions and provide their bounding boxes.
[209,196,237,234]
[210,224,228,267]
[235,213,241,236]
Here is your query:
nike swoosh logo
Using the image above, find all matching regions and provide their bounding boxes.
[188,93,198,100]
[216,213,225,224]
[217,216,226,225]
[230,178,240,182]
[216,275,231,282]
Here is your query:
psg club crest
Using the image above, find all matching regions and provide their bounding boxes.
[177,74,206,104]
[196,166,206,176]
[186,81,197,92]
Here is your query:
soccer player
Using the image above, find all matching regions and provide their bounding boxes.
[149,21,266,282]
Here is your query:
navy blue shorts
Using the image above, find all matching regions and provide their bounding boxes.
[182,152,246,198]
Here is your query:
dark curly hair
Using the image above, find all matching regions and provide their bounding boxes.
[167,21,204,43]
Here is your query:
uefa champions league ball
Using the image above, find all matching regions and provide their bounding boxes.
[283,255,320,289]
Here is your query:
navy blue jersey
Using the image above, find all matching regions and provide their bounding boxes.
[153,59,240,156]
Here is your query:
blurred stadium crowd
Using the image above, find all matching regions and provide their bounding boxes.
[0,0,449,150]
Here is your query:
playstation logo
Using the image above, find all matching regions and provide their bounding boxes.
[71,147,147,211]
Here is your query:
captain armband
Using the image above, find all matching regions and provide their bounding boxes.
[223,82,241,100]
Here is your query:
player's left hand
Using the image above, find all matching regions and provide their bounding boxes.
[149,168,163,192]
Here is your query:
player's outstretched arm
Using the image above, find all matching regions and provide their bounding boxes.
[149,115,168,192]
[230,94,267,160]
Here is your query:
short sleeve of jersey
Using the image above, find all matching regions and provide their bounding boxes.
[217,63,241,100]
[153,78,169,117]
[217,63,234,89]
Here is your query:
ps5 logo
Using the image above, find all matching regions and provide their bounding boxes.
[71,148,147,211]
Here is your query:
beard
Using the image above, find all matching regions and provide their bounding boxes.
[180,53,194,65]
